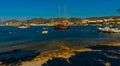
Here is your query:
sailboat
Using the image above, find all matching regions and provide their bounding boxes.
[54,6,70,29]
[18,24,29,28]
[54,21,70,29]
[18,16,29,28]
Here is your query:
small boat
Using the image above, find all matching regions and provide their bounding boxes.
[54,24,69,29]
[42,30,48,34]
[18,26,29,28]
[98,27,120,33]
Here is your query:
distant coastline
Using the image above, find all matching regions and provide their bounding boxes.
[1,16,120,27]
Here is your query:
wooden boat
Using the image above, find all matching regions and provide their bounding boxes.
[54,6,70,29]
[54,24,69,29]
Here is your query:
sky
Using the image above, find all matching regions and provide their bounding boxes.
[0,0,120,19]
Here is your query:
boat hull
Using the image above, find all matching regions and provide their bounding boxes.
[98,27,120,33]
[54,25,69,29]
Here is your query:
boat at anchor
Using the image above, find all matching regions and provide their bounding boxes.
[18,24,29,28]
[98,27,120,33]
[54,24,69,29]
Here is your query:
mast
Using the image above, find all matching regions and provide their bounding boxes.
[64,5,69,25]
[64,5,67,18]
[1,18,4,26]
[1,18,3,24]
[25,16,27,23]
[58,6,61,23]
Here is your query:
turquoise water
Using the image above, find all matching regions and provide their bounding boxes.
[0,26,120,47]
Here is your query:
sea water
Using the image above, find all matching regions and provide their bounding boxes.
[0,26,120,51]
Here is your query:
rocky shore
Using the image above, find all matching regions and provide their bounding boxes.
[0,42,120,66]
[21,45,92,66]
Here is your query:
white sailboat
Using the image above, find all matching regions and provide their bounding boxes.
[18,24,29,28]
[18,16,29,29]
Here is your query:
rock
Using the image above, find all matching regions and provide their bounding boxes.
[0,61,3,65]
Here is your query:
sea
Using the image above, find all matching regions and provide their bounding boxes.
[0,26,120,52]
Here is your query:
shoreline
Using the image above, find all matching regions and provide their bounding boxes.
[21,45,92,66]
[21,42,120,66]
[0,42,120,66]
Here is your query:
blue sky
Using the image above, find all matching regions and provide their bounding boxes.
[0,0,120,19]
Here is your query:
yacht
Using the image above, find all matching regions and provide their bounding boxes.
[98,27,120,33]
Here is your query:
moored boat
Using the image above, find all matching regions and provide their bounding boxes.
[54,24,69,29]
[18,24,29,29]
[42,30,48,34]
[98,27,120,33]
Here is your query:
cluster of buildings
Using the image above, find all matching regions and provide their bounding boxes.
[80,16,120,26]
